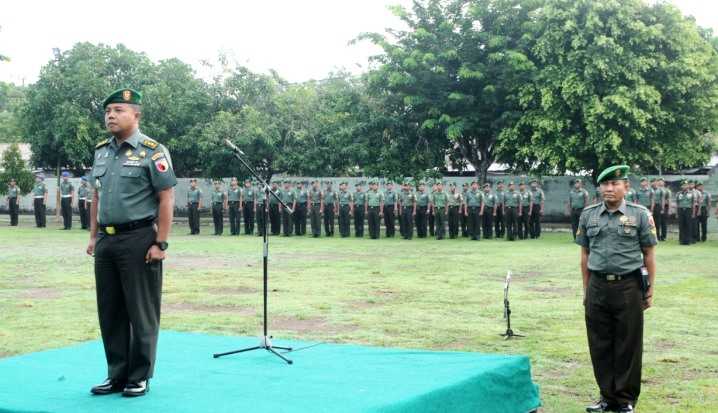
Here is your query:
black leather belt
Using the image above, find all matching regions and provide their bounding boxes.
[591,269,640,281]
[100,217,154,235]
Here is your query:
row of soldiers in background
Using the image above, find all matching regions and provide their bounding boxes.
[185,178,546,241]
[4,173,93,230]
[569,176,713,244]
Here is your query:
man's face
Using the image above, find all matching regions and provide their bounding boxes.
[574,181,581,189]
[271,183,278,189]
[245,181,251,188]
[682,183,688,191]
[509,184,515,191]
[641,180,649,189]
[62,176,68,182]
[105,103,139,135]
[437,184,443,191]
[471,183,478,190]
[387,184,394,191]
[600,180,626,202]
[283,183,290,189]
[340,184,346,191]
[313,182,320,189]
[191,181,197,188]
[531,183,538,190]
[519,184,526,191]
[498,184,504,190]
[214,182,221,190]
[10,180,16,186]
[484,186,490,193]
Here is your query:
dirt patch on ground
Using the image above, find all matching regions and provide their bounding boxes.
[527,285,573,295]
[166,255,255,270]
[16,287,62,300]
[207,286,258,295]
[163,302,255,316]
[271,316,358,334]
[653,339,675,351]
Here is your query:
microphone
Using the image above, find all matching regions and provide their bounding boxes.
[224,139,246,156]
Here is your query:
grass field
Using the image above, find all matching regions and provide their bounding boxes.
[1,216,717,412]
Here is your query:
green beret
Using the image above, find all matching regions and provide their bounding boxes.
[483,183,491,188]
[640,176,648,182]
[596,165,629,184]
[496,179,504,184]
[449,182,456,187]
[681,179,688,185]
[658,177,665,182]
[103,88,142,108]
[508,181,515,186]
[696,181,704,187]
[529,179,538,184]
[369,180,377,185]
[462,182,469,187]
[519,181,526,186]
[574,178,583,183]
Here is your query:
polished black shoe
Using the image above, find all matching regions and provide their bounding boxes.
[586,399,616,412]
[122,380,149,397]
[90,378,126,395]
[617,404,634,413]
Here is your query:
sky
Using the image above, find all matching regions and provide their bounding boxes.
[0,0,716,85]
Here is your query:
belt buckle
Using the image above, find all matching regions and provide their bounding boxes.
[606,274,616,281]
[105,226,116,235]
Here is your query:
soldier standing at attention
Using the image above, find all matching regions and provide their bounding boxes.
[269,181,281,235]
[353,182,367,238]
[518,181,532,240]
[503,181,521,241]
[592,185,603,204]
[577,165,656,413]
[689,180,701,244]
[529,179,545,239]
[428,181,437,237]
[6,178,20,226]
[460,182,470,237]
[383,181,398,237]
[242,179,256,235]
[464,181,483,241]
[635,177,654,214]
[186,178,202,235]
[399,181,416,240]
[337,181,353,237]
[431,181,449,240]
[78,177,90,230]
[59,171,74,230]
[292,181,307,236]
[495,180,506,238]
[659,178,671,241]
[569,178,590,239]
[675,180,694,245]
[624,181,637,203]
[366,180,384,239]
[32,174,48,228]
[650,179,663,242]
[415,182,430,238]
[309,180,323,238]
[211,180,226,236]
[447,183,462,239]
[482,183,497,239]
[280,181,296,236]
[87,88,176,397]
[696,182,711,242]
[323,181,337,236]
[227,177,241,236]
[255,181,267,237]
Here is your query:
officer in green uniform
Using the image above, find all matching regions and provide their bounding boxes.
[383,181,398,237]
[254,181,267,236]
[495,180,506,238]
[399,180,416,240]
[309,180,323,237]
[696,182,711,242]
[323,181,337,236]
[689,180,701,243]
[428,181,437,237]
[464,181,484,241]
[482,183,497,239]
[659,178,671,241]
[280,181,296,236]
[650,179,663,241]
[78,177,90,230]
[569,178,590,239]
[242,179,256,235]
[529,179,544,239]
[460,182,469,237]
[353,182,367,237]
[210,181,226,235]
[592,186,603,204]
[415,182,429,238]
[186,178,202,235]
[503,181,521,241]
[365,180,384,239]
[337,181,353,237]
[430,181,449,240]
[635,177,654,213]
[447,182,463,239]
[292,181,308,236]
[576,165,656,413]
[269,181,281,235]
[624,182,637,203]
[518,181,532,240]
[227,177,241,235]
[6,178,20,226]
[59,171,74,230]
[87,88,176,397]
[675,180,694,245]
[32,174,48,228]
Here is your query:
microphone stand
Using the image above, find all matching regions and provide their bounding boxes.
[501,271,524,340]
[213,139,294,364]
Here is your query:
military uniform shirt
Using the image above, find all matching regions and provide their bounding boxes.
[399,190,415,206]
[504,190,521,207]
[225,187,239,202]
[676,191,694,208]
[635,188,653,207]
[701,191,712,208]
[624,188,637,203]
[366,190,384,207]
[310,189,323,205]
[530,189,544,205]
[256,187,266,205]
[519,190,532,207]
[324,190,338,205]
[483,192,497,208]
[384,190,397,205]
[280,189,296,204]
[78,185,89,200]
[431,191,449,208]
[32,182,47,197]
[59,181,74,196]
[495,190,505,206]
[569,188,589,209]
[243,188,257,203]
[8,186,19,197]
[576,201,657,274]
[354,191,367,207]
[653,187,664,205]
[465,190,483,207]
[211,191,225,203]
[269,189,281,205]
[295,188,308,204]
[338,191,353,205]
[187,188,202,203]
[90,130,177,225]
[448,191,463,207]
[416,191,429,207]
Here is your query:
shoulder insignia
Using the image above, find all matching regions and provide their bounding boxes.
[95,139,110,149]
[151,152,165,161]
[141,138,159,149]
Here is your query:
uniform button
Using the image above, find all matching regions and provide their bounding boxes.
[115,156,119,160]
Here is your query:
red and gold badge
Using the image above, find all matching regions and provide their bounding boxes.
[154,158,169,173]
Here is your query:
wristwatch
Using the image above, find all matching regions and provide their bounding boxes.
[154,241,169,251]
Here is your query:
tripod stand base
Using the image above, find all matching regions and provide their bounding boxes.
[500,329,525,340]
[213,336,293,364]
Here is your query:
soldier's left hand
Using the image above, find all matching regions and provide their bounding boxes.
[643,293,653,310]
[145,245,166,263]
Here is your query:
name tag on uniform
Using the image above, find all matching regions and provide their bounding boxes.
[123,160,142,167]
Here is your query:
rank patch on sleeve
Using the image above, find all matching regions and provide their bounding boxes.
[155,158,169,173]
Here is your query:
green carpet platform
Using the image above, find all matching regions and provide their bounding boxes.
[0,331,540,413]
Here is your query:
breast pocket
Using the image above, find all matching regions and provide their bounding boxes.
[586,225,601,238]
[619,224,637,238]
[120,166,147,193]
[92,166,107,189]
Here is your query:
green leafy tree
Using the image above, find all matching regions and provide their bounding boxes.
[0,143,34,195]
[0,82,25,143]
[503,0,718,178]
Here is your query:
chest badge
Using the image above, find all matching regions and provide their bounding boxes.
[125,149,133,157]
[139,150,147,158]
